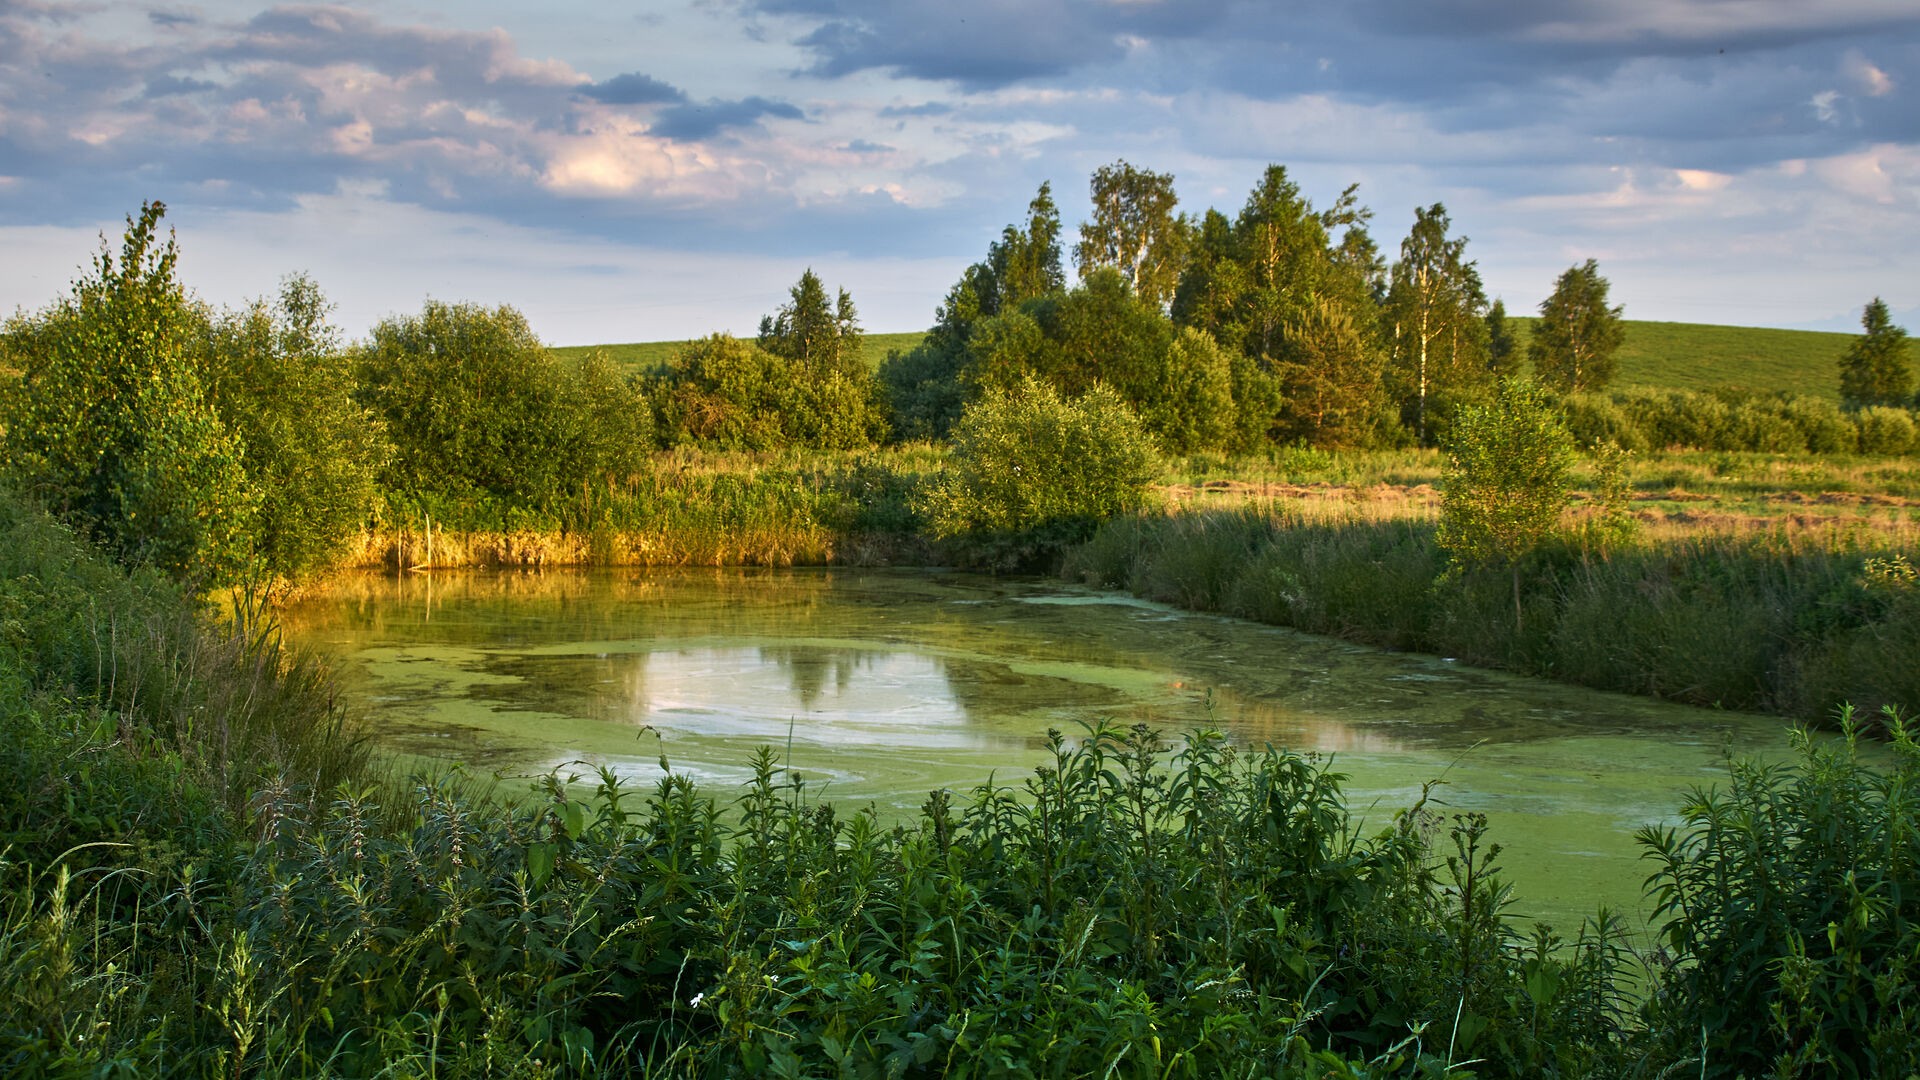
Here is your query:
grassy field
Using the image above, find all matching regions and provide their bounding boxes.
[1507,317,1920,400]
[560,320,1920,400]
[552,330,925,375]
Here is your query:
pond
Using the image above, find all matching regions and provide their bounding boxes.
[279,567,1801,936]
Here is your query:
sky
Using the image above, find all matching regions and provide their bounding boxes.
[1,0,1917,345]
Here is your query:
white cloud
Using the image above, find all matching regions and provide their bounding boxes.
[1843,49,1895,96]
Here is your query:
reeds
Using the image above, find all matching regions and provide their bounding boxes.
[1064,502,1920,725]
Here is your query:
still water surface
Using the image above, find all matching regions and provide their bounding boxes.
[280,567,1801,935]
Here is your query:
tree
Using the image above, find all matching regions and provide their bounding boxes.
[1530,260,1624,393]
[200,275,387,581]
[1075,160,1188,310]
[1437,379,1576,628]
[1273,296,1389,449]
[1384,203,1490,442]
[1,201,257,584]
[1485,298,1520,377]
[1837,297,1913,409]
[759,269,862,377]
[918,376,1158,551]
[989,182,1066,311]
[881,184,1064,441]
[356,301,650,504]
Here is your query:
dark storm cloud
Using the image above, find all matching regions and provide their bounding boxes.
[650,95,805,139]
[581,71,686,105]
[150,8,203,28]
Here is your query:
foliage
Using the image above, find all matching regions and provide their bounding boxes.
[1639,710,1920,1079]
[355,300,652,505]
[1075,160,1189,310]
[919,378,1159,560]
[1529,260,1625,393]
[657,332,887,451]
[1272,295,1391,448]
[757,268,863,376]
[1485,298,1519,376]
[1385,203,1491,442]
[1437,380,1575,571]
[199,275,387,582]
[1,201,258,584]
[1067,501,1920,725]
[1837,297,1914,409]
[879,185,1065,441]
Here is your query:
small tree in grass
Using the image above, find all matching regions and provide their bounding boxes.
[1437,379,1575,628]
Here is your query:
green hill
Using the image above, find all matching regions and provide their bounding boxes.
[552,331,926,376]
[1510,318,1919,401]
[561,321,1918,401]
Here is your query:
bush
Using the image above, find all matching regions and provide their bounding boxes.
[1639,711,1920,1078]
[1855,406,1918,455]
[355,301,650,506]
[200,275,387,581]
[919,378,1158,563]
[655,333,886,451]
[1,202,257,584]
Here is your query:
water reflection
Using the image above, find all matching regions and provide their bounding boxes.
[282,566,1808,934]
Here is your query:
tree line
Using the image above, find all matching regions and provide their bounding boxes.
[2,181,1913,588]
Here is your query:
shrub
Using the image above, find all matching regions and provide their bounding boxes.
[1781,395,1855,454]
[655,332,886,451]
[1438,379,1576,625]
[1639,710,1920,1078]
[1855,406,1918,455]
[919,378,1158,563]
[355,301,650,506]
[1,202,257,584]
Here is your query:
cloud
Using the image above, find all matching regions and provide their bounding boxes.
[581,71,685,105]
[750,0,1232,88]
[650,95,805,140]
[1844,49,1896,96]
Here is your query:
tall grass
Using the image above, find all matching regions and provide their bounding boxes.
[1064,505,1920,725]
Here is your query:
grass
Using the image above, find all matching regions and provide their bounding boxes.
[567,320,1920,402]
[1505,317,1920,401]
[1062,497,1920,725]
[552,331,926,377]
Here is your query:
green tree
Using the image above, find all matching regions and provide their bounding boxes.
[200,275,386,581]
[659,332,884,451]
[1385,203,1491,443]
[881,185,1063,440]
[1837,297,1913,408]
[988,182,1066,311]
[1530,260,1625,393]
[1485,298,1520,377]
[1075,160,1189,310]
[758,269,862,377]
[356,301,649,505]
[1,201,257,584]
[1273,295,1390,448]
[1437,379,1576,627]
[919,376,1158,549]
